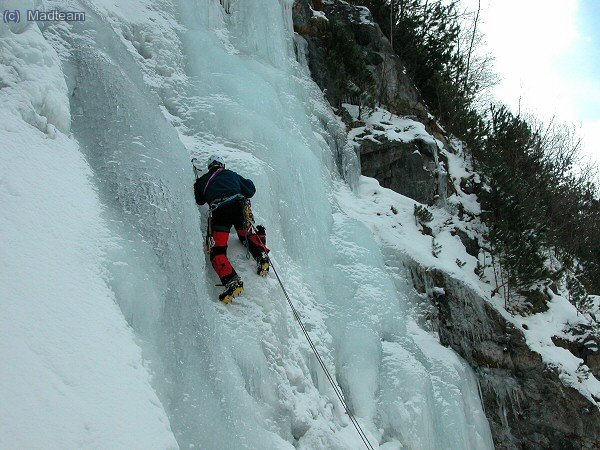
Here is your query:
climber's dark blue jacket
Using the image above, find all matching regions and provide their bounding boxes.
[194,167,256,206]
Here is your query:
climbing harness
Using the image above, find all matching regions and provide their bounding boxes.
[245,219,375,450]
[204,194,245,253]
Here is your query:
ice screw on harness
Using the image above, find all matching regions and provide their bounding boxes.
[191,157,201,180]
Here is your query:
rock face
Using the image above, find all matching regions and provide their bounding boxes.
[293,0,427,120]
[408,261,600,450]
[354,128,443,205]
[294,0,448,205]
[360,135,434,204]
[553,325,600,380]
[293,2,600,448]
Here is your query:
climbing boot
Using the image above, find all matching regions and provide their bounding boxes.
[256,252,270,277]
[219,275,244,303]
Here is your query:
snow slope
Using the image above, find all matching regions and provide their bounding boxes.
[0,10,177,449]
[1,0,493,448]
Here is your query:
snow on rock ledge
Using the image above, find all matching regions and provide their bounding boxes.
[342,105,448,206]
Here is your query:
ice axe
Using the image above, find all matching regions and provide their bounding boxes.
[191,157,202,180]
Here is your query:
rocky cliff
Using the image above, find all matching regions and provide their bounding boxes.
[408,261,600,449]
[293,0,451,207]
[293,1,600,448]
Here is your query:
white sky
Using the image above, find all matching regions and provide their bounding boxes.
[462,0,600,169]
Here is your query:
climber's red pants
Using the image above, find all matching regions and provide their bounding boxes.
[209,200,268,284]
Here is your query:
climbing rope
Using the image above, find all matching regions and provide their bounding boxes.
[248,222,375,450]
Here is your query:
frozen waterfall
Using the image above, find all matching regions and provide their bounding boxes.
[1,0,493,448]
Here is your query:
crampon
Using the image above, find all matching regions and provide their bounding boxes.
[219,275,244,303]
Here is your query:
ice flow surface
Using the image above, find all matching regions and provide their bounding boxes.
[3,0,493,448]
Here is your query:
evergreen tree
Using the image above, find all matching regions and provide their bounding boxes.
[322,19,376,111]
[566,273,593,314]
[479,106,553,294]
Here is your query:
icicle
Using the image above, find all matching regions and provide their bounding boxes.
[279,0,295,35]
[293,33,309,70]
[220,0,231,14]
[431,143,449,207]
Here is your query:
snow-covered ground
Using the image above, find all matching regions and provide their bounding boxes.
[0,1,496,449]
[0,5,177,448]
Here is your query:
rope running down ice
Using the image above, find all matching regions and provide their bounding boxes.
[248,221,375,450]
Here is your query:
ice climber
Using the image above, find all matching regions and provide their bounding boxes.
[193,155,270,303]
